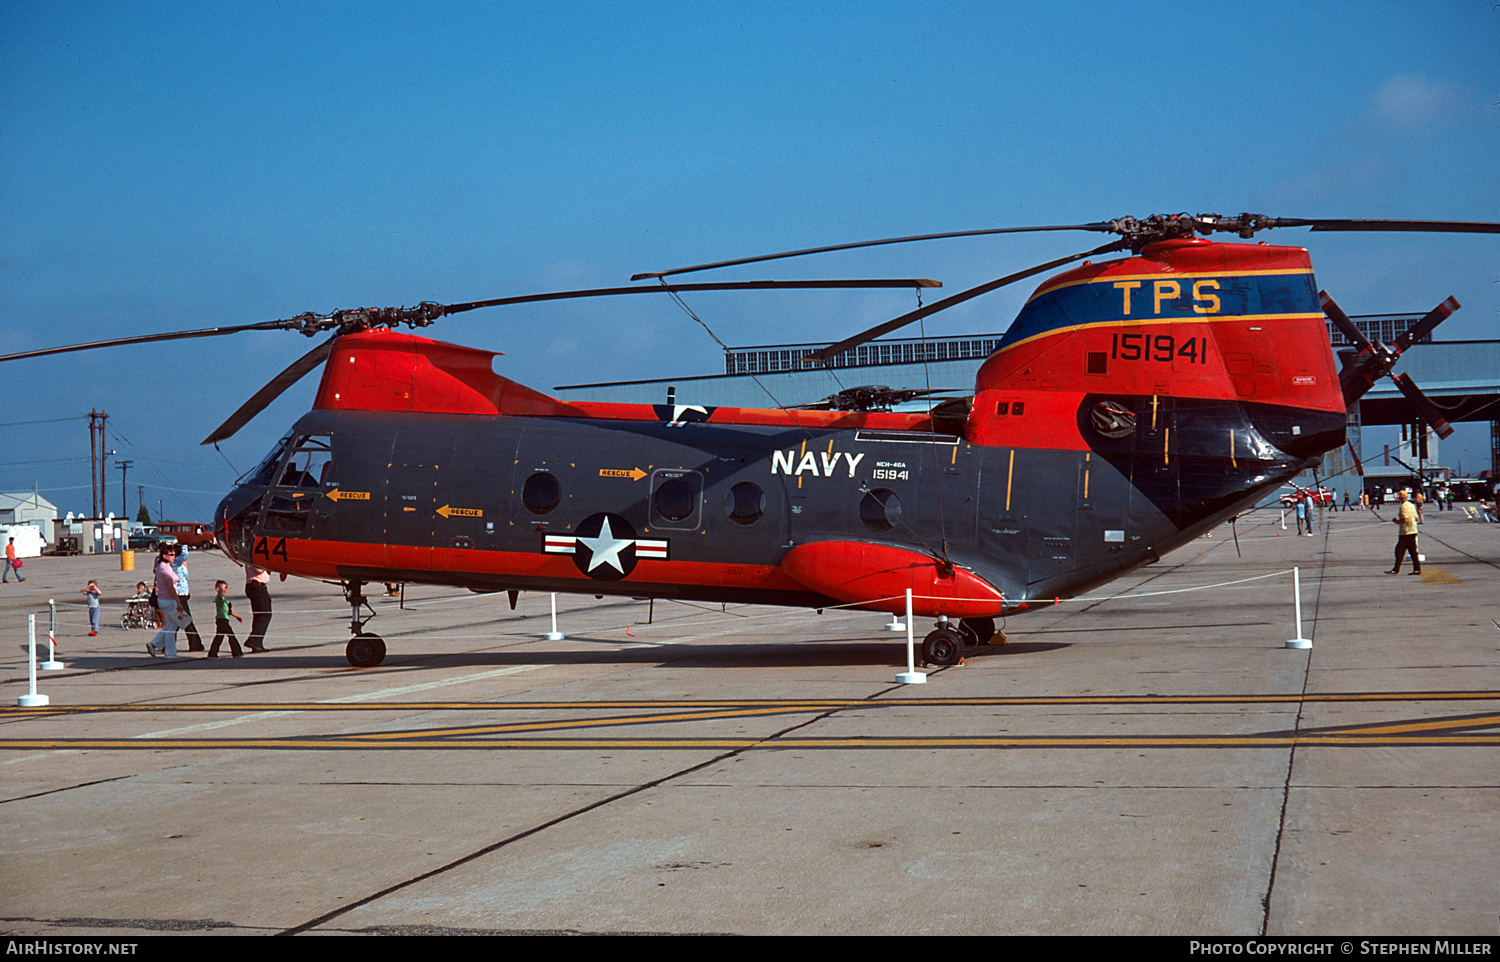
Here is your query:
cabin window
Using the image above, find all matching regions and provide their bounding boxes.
[653,478,694,522]
[1011,402,1025,416]
[995,402,1009,415]
[725,482,766,526]
[860,488,902,532]
[522,472,561,515]
[649,470,704,528]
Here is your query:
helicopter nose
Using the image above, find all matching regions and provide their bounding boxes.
[216,487,261,565]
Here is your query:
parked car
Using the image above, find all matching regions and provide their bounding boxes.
[128,529,171,550]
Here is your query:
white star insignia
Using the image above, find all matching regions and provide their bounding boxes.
[576,516,632,573]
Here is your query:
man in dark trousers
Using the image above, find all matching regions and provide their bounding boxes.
[243,562,273,653]
[1387,489,1421,576]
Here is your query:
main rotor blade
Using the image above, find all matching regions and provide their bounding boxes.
[801,240,1128,365]
[443,278,942,314]
[0,320,293,363]
[631,225,1113,280]
[1390,373,1455,440]
[201,337,335,446]
[1392,296,1460,353]
[1290,219,1500,234]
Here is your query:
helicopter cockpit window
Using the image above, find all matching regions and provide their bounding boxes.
[264,435,333,534]
[275,436,334,489]
[244,431,295,487]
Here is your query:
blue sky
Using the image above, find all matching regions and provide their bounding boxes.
[2,1,1497,519]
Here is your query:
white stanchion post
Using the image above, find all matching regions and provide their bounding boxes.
[543,592,564,641]
[1286,566,1311,649]
[19,614,50,707]
[42,598,63,670]
[884,592,905,631]
[896,588,926,684]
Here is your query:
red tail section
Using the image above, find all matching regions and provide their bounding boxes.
[967,238,1344,448]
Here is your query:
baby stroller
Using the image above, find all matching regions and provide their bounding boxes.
[121,597,157,630]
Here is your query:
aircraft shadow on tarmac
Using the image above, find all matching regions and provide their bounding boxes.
[17,638,1070,672]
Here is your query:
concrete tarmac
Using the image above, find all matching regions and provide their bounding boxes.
[1,506,1496,936]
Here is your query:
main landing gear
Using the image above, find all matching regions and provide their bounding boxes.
[341,581,386,668]
[920,616,998,667]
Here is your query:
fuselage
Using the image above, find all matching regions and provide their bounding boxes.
[217,237,1347,619]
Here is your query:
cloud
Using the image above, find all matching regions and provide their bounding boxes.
[1365,74,1467,134]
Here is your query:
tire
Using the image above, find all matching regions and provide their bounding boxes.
[346,634,387,668]
[922,628,963,667]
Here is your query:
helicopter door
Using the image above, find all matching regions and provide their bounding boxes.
[384,463,438,571]
[1128,396,1180,527]
[1072,450,1132,567]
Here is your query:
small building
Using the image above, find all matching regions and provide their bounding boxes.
[50,514,128,555]
[0,491,58,542]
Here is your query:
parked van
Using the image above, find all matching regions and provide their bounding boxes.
[153,521,218,550]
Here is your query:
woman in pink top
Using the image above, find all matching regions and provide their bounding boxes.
[146,545,182,657]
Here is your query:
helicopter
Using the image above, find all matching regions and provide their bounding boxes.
[5,212,1496,668]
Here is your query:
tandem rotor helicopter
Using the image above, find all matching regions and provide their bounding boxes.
[5,212,1497,668]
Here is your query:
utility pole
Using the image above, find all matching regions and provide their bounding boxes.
[88,410,108,517]
[116,460,133,518]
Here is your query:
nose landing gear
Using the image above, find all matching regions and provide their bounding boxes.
[341,581,386,668]
[919,616,998,667]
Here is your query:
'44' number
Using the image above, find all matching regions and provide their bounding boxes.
[253,536,288,561]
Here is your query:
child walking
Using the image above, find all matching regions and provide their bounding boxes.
[207,580,245,658]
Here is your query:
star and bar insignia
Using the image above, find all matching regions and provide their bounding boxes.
[543,512,668,581]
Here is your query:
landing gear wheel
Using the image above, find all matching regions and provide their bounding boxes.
[958,617,996,647]
[346,633,386,668]
[922,627,965,667]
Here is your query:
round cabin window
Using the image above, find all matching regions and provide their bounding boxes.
[859,488,902,532]
[725,481,766,526]
[522,472,561,515]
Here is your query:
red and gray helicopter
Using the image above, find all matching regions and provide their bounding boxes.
[6,212,1495,667]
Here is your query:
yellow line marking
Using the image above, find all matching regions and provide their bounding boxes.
[7,691,1500,717]
[4,734,1499,751]
[8,692,1500,751]
[1418,567,1461,585]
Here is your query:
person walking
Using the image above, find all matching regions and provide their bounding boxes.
[243,562,272,653]
[3,537,24,582]
[1387,489,1422,576]
[147,544,183,657]
[1294,497,1311,536]
[172,545,205,652]
[207,580,244,658]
